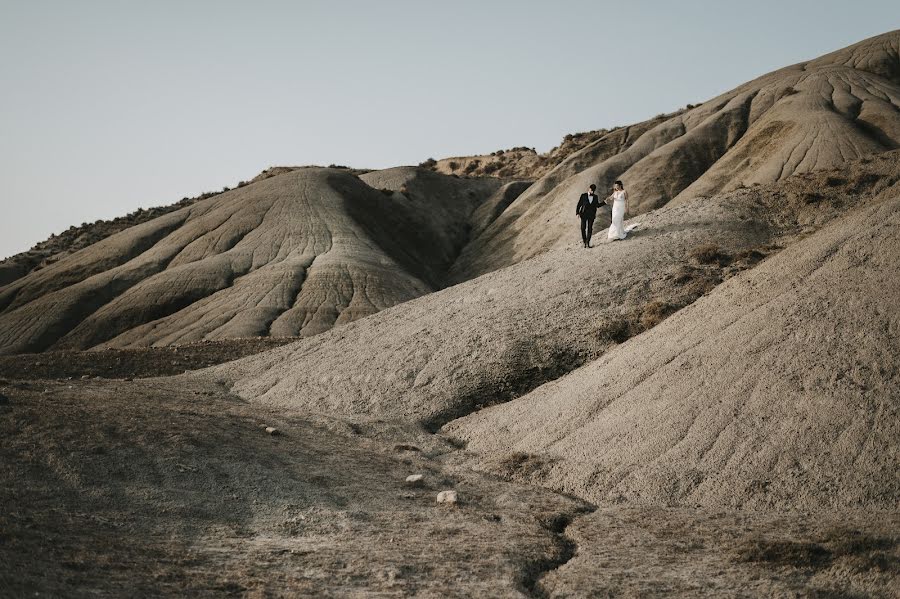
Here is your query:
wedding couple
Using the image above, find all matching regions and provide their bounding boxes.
[575,181,636,248]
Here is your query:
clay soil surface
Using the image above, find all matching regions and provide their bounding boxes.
[2,368,897,597]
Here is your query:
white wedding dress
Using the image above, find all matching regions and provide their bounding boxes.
[608,189,629,240]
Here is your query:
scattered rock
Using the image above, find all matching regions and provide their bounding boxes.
[436,490,458,505]
[405,474,425,487]
[80,375,90,380]
[0,393,8,405]
[265,426,280,435]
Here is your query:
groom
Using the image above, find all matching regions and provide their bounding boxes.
[576,184,601,248]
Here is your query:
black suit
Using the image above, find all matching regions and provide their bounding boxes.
[576,192,601,245]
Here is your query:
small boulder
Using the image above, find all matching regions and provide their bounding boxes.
[265,426,280,436]
[405,474,424,487]
[436,490,458,505]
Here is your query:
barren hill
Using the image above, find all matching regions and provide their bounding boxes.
[217,152,900,434]
[3,30,900,598]
[3,32,898,358]
[447,190,900,512]
[450,30,900,281]
[0,167,505,354]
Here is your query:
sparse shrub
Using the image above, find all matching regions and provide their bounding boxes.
[498,452,544,477]
[736,539,832,568]
[851,172,881,193]
[418,158,437,169]
[448,161,460,170]
[825,176,846,187]
[482,162,500,174]
[464,161,479,174]
[681,275,720,297]
[639,300,677,329]
[690,244,731,266]
[734,249,766,264]
[802,192,824,205]
[597,316,633,344]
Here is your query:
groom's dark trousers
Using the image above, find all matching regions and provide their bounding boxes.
[576,192,600,245]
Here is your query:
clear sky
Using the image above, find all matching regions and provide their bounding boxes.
[0,1,896,259]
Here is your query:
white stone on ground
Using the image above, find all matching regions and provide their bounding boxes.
[436,490,458,504]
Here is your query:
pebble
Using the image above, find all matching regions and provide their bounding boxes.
[265,426,280,435]
[405,474,424,487]
[436,490,458,505]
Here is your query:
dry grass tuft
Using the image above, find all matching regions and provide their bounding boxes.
[497,452,547,479]
[639,300,678,329]
[735,531,897,574]
[690,244,732,266]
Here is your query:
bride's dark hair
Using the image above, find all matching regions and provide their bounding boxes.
[614,180,624,188]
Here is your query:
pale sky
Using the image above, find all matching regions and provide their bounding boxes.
[1,1,897,259]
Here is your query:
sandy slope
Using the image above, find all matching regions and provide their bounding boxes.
[217,191,777,428]
[0,167,503,354]
[216,153,900,432]
[447,193,900,512]
[453,30,900,280]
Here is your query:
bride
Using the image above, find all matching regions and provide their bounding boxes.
[606,180,635,240]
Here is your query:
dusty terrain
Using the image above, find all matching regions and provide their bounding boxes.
[2,374,896,598]
[2,152,896,597]
[2,31,900,598]
[0,338,299,381]
[448,192,900,512]
[0,377,587,597]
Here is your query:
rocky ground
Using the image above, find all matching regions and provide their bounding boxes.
[2,375,896,597]
[0,338,299,381]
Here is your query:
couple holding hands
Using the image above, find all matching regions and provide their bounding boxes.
[575,180,634,248]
